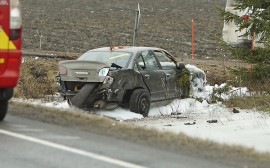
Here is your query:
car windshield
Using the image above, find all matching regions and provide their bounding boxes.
[78,51,132,68]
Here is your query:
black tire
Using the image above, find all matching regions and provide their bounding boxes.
[67,99,72,106]
[70,83,96,108]
[0,88,13,100]
[0,100,8,121]
[129,89,150,117]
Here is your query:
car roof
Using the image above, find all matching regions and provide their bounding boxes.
[88,46,162,54]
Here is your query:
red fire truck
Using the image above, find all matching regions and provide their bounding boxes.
[0,0,22,121]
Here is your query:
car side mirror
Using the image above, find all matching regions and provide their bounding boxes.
[176,62,185,70]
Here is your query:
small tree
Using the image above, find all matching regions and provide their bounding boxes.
[217,0,270,81]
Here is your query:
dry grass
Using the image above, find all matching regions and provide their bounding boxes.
[15,57,59,99]
[222,69,270,112]
[224,80,270,112]
[224,95,270,112]
[198,64,234,85]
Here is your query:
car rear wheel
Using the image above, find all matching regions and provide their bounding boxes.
[129,89,150,117]
[0,100,8,121]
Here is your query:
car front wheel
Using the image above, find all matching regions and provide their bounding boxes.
[0,100,8,121]
[129,89,150,117]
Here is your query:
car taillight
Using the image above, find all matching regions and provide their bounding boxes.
[98,68,109,77]
[59,66,67,75]
[241,15,249,20]
[9,0,22,40]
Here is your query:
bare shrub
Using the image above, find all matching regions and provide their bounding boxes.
[14,58,58,99]
[223,75,270,111]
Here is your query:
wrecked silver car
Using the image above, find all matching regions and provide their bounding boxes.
[56,46,206,116]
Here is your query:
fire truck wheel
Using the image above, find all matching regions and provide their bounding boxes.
[0,88,14,100]
[0,100,8,121]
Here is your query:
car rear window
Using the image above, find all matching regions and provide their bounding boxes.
[78,51,132,68]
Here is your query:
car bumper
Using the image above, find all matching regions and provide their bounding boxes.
[57,79,120,107]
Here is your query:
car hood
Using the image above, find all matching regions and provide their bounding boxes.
[58,60,110,82]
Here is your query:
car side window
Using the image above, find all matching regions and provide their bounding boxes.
[154,50,176,69]
[138,50,160,70]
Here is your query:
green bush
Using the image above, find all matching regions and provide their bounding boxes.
[178,68,191,98]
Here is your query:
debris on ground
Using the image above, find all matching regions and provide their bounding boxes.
[171,112,182,115]
[233,108,240,113]
[184,121,196,125]
[176,116,188,119]
[207,119,218,123]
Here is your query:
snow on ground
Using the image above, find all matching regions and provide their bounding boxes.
[136,99,270,153]
[12,83,270,153]
[97,108,144,121]
[13,95,270,153]
[13,98,70,109]
[12,98,144,120]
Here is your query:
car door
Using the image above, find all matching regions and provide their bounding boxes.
[153,50,180,99]
[136,50,166,101]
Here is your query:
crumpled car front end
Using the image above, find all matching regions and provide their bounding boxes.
[185,64,207,93]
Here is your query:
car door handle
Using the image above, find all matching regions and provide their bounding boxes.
[144,74,150,79]
[166,74,171,78]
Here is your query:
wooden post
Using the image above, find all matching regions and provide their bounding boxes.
[250,32,254,75]
[192,18,195,60]
[252,32,255,49]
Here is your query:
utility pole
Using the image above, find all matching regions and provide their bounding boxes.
[133,3,141,46]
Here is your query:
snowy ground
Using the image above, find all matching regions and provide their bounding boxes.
[12,84,270,153]
[13,65,270,153]
[136,99,270,153]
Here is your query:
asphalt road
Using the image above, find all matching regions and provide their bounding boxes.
[0,114,234,168]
